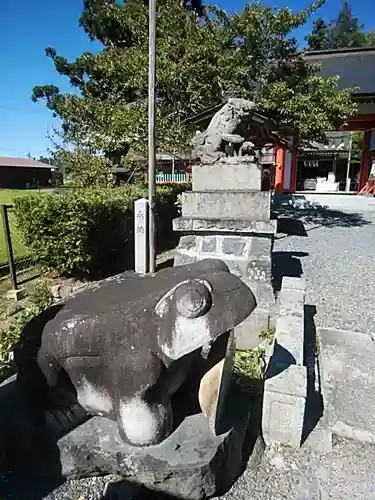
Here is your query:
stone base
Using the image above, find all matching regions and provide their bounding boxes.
[181,191,271,221]
[262,364,307,448]
[262,277,308,449]
[0,376,255,500]
[174,233,275,312]
[192,162,262,192]
[57,385,252,499]
[173,216,277,234]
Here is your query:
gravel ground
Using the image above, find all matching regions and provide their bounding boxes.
[159,196,375,334]
[222,436,375,500]
[0,472,141,500]
[274,196,375,334]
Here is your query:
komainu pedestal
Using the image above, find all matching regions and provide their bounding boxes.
[174,159,276,348]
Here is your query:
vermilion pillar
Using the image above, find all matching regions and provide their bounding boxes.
[359,130,371,191]
[274,144,297,193]
[274,147,286,193]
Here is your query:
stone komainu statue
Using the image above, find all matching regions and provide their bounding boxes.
[14,259,256,448]
[192,98,278,163]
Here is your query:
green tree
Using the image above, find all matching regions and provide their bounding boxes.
[32,0,357,178]
[37,153,61,167]
[352,132,364,152]
[57,148,116,188]
[306,17,330,50]
[328,1,367,49]
[367,30,375,47]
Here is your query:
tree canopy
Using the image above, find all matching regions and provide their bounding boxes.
[32,0,357,185]
[329,1,367,48]
[306,18,331,51]
[26,152,61,167]
[306,1,373,50]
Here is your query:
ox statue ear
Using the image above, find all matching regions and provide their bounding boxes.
[154,279,215,360]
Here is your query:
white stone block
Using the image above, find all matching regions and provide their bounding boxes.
[262,364,307,448]
[181,191,271,221]
[192,162,261,191]
[275,314,304,365]
[134,198,149,274]
[281,276,306,291]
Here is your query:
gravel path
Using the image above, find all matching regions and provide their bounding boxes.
[222,436,375,500]
[274,196,375,334]
[158,196,375,334]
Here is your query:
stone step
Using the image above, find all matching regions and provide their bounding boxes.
[319,327,375,444]
[181,191,271,221]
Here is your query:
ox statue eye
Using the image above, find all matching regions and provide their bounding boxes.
[175,281,212,319]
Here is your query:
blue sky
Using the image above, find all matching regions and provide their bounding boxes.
[1,0,374,158]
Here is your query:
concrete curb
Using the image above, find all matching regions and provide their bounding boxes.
[318,327,375,445]
[262,276,307,448]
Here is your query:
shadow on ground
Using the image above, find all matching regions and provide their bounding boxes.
[273,194,371,239]
[1,459,176,500]
[302,304,324,445]
[156,258,174,271]
[276,217,307,237]
[272,251,308,293]
[229,375,265,483]
[265,341,297,379]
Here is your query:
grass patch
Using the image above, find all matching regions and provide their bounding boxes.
[259,326,276,345]
[233,347,266,395]
[0,278,53,382]
[233,349,265,379]
[0,189,44,205]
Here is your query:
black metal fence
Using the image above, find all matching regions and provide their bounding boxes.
[0,204,36,292]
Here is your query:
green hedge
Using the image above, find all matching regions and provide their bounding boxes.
[14,185,188,277]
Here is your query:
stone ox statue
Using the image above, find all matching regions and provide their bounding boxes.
[15,259,256,448]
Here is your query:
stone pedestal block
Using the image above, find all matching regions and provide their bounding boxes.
[262,364,307,448]
[319,327,375,445]
[181,191,271,221]
[174,158,276,345]
[192,162,262,191]
[173,233,275,311]
[173,216,277,234]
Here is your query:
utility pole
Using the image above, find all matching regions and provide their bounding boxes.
[148,0,157,273]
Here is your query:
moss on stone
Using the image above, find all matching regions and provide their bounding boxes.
[259,326,276,345]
